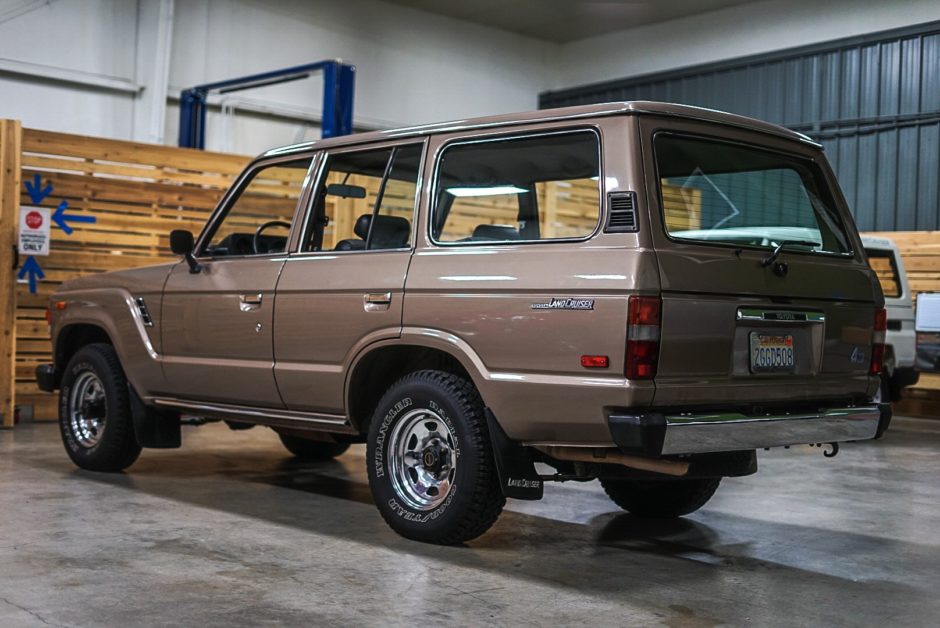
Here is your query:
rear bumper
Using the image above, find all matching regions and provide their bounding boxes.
[609,404,887,456]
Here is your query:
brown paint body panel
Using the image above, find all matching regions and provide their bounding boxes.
[637,116,882,407]
[273,250,411,414]
[45,102,882,448]
[160,257,285,407]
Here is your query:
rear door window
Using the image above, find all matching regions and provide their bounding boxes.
[655,134,852,255]
[431,131,600,244]
[303,144,422,252]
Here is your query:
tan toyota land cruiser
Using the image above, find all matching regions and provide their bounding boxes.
[37,102,890,545]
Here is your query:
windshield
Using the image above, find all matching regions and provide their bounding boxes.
[655,134,852,255]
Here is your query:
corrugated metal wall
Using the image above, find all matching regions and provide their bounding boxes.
[540,22,940,231]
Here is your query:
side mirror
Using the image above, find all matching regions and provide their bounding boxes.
[170,229,194,255]
[169,229,201,274]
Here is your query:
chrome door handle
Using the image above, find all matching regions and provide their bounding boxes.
[240,293,263,311]
[364,292,392,312]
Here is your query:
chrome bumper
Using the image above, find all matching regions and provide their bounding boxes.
[609,405,886,456]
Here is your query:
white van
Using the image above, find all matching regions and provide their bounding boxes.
[862,236,919,401]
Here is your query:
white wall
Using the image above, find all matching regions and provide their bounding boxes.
[3,0,940,155]
[0,0,555,154]
[0,0,138,139]
[554,0,940,90]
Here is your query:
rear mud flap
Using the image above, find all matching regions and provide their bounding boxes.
[485,409,543,500]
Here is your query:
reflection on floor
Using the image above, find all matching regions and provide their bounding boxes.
[1,418,938,626]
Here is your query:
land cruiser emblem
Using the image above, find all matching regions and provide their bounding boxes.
[531,297,595,311]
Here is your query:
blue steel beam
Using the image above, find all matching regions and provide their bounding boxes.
[177,60,355,149]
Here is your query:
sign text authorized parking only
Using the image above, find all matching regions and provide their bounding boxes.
[18,207,51,256]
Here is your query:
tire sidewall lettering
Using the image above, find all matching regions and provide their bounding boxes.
[386,482,457,522]
[374,396,412,478]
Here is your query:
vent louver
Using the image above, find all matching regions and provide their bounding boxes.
[605,191,638,233]
[135,297,153,327]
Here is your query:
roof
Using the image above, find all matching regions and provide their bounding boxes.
[263,101,818,158]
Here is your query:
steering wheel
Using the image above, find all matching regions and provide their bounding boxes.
[253,220,291,254]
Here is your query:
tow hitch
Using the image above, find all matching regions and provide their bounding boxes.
[808,442,840,457]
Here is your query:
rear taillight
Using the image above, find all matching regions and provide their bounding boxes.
[626,295,661,379]
[871,308,887,376]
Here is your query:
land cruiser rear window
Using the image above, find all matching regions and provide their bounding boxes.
[431,131,600,244]
[655,134,851,255]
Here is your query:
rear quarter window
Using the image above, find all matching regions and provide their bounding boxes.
[431,131,600,244]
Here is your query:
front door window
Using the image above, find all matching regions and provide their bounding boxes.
[203,157,313,257]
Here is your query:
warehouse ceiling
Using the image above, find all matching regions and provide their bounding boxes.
[387,0,757,43]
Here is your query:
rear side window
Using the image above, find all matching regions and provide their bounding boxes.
[431,131,600,244]
[655,134,851,255]
[303,144,422,252]
[866,249,902,297]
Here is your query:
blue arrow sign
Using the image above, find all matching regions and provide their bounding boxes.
[52,200,96,235]
[17,256,44,294]
[24,173,53,205]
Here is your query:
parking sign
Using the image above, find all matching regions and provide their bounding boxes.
[18,207,51,256]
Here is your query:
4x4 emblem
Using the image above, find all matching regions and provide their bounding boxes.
[531,297,595,311]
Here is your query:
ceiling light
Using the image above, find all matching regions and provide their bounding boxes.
[446,186,528,197]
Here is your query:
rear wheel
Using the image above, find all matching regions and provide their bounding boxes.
[600,477,721,518]
[59,343,141,472]
[366,370,505,545]
[278,433,349,460]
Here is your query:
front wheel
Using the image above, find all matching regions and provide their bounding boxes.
[366,370,505,545]
[59,343,141,472]
[600,477,721,518]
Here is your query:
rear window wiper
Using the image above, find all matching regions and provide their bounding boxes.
[761,239,819,267]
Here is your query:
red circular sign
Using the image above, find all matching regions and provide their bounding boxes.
[25,211,43,229]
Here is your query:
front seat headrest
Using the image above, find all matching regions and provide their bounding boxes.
[472,224,521,241]
[353,214,411,249]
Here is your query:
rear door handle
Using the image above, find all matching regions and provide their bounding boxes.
[364,292,392,312]
[240,293,263,311]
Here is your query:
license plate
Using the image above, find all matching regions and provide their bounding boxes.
[749,333,795,373]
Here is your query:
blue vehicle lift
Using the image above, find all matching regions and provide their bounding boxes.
[177,60,355,149]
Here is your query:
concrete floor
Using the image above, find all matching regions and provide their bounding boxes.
[1,419,939,627]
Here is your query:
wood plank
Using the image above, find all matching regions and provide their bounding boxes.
[14,392,57,422]
[0,120,21,428]
[22,128,249,174]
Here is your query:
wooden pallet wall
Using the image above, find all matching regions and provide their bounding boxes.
[12,128,251,422]
[3,123,940,425]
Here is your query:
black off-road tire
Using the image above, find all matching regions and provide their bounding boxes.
[600,477,721,518]
[278,434,350,460]
[366,370,505,545]
[58,343,141,472]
